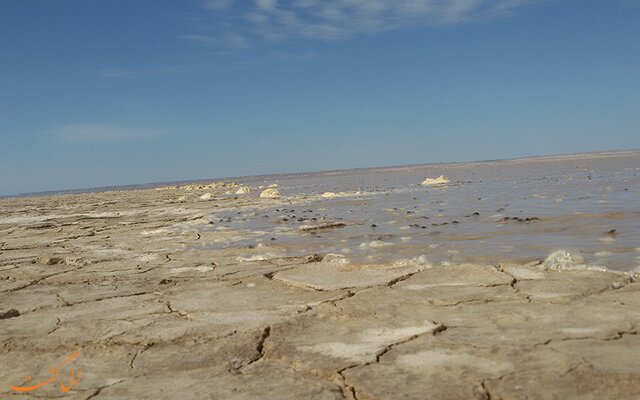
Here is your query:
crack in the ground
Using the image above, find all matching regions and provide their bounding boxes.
[129,343,154,369]
[386,269,424,288]
[535,328,639,347]
[63,291,156,307]
[2,269,77,293]
[604,330,639,341]
[332,322,447,400]
[496,266,533,303]
[561,359,589,376]
[566,276,634,302]
[235,326,272,373]
[4,291,159,326]
[56,293,72,306]
[474,380,493,400]
[46,317,62,335]
[166,301,189,319]
[433,298,500,307]
[334,365,360,400]
[83,379,127,400]
[295,290,357,317]
[267,266,427,293]
[255,326,271,358]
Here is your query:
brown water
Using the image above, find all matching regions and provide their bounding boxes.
[194,152,640,272]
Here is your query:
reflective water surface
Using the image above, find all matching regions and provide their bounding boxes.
[197,152,640,271]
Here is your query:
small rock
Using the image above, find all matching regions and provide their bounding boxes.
[0,308,20,320]
[236,187,251,194]
[65,256,87,266]
[421,175,450,186]
[199,193,214,200]
[260,188,281,199]
[37,256,64,265]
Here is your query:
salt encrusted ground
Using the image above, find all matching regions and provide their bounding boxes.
[1,184,639,399]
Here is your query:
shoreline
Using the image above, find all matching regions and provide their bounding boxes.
[3,148,639,200]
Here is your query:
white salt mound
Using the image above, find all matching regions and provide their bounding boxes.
[321,192,337,199]
[199,193,214,200]
[421,175,450,186]
[177,196,188,202]
[236,187,251,194]
[543,249,584,270]
[260,188,281,199]
[542,249,607,271]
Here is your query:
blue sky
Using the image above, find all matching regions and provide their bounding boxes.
[1,0,639,195]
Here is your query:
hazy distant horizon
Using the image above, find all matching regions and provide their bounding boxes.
[4,147,638,199]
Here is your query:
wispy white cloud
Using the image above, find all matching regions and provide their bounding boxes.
[194,0,546,45]
[48,123,160,143]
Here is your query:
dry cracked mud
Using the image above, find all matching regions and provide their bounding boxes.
[1,184,639,399]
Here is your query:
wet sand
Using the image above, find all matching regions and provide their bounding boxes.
[1,151,640,399]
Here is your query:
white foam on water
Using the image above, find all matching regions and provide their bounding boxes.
[237,253,282,262]
[320,253,351,267]
[360,240,393,249]
[394,255,430,268]
[542,249,607,272]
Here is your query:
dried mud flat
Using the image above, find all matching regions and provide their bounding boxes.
[1,183,639,400]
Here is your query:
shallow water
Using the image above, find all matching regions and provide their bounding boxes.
[194,152,640,271]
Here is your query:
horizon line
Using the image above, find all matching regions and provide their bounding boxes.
[2,147,639,199]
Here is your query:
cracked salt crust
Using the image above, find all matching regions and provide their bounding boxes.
[299,321,440,362]
[396,349,513,375]
[169,266,214,273]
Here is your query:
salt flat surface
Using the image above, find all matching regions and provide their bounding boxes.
[1,151,639,399]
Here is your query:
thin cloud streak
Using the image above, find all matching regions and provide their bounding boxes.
[194,0,547,45]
